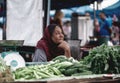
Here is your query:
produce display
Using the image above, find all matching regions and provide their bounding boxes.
[51,56,91,76]
[0,44,120,81]
[13,56,91,80]
[83,44,120,74]
[0,56,14,82]
[13,64,64,80]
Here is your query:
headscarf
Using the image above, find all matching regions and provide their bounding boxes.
[36,24,64,61]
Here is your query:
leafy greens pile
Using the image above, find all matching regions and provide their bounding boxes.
[83,44,120,74]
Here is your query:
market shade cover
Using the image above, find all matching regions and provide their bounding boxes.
[103,0,120,16]
[50,0,102,10]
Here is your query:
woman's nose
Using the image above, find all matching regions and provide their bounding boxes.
[60,33,64,38]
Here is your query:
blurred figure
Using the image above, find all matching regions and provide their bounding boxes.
[111,14,119,45]
[93,18,100,37]
[97,11,112,45]
[85,12,91,20]
[85,12,90,16]
[50,10,64,28]
[111,21,119,45]
[99,12,112,37]
[112,14,118,22]
[63,21,71,40]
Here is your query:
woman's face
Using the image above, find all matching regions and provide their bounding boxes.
[52,26,64,44]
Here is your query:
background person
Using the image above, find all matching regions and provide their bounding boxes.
[62,20,71,40]
[32,24,71,62]
[111,21,120,45]
[93,18,100,37]
[97,12,112,45]
[99,12,112,37]
[50,10,64,28]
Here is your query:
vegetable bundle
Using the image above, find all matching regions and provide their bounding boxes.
[13,64,64,80]
[0,57,8,72]
[13,56,91,80]
[0,57,13,82]
[51,56,91,76]
[83,44,120,74]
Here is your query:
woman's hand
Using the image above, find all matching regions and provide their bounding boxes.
[58,41,71,58]
[58,41,69,50]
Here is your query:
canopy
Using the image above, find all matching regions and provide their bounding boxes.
[103,0,120,17]
[50,0,102,10]
[104,0,120,10]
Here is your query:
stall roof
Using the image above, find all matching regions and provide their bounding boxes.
[104,0,120,10]
[50,0,102,10]
[103,0,120,17]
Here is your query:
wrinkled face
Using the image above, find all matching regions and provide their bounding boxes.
[52,26,64,44]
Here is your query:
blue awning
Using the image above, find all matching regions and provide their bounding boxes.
[102,0,120,17]
[104,0,120,10]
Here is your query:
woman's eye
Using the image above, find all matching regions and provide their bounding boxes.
[56,33,60,35]
[55,32,60,35]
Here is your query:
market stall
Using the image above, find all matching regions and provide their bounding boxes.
[0,44,120,83]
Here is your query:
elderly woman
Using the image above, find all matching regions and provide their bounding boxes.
[32,24,71,62]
